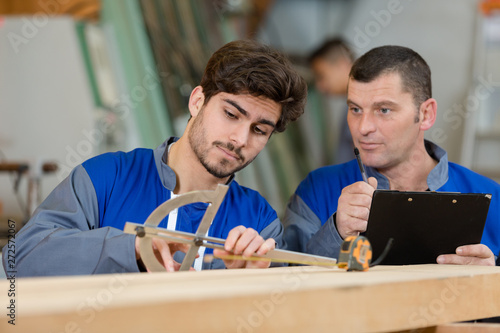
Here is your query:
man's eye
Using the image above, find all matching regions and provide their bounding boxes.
[254,126,267,136]
[380,108,391,114]
[225,110,237,119]
[350,107,361,113]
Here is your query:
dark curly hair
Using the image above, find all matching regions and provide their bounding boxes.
[200,40,307,133]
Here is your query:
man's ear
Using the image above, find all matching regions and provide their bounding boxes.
[419,98,437,131]
[188,86,205,117]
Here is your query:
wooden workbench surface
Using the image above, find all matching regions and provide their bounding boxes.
[1,264,499,332]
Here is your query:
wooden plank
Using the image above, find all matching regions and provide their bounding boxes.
[435,323,500,333]
[400,323,500,333]
[1,265,499,332]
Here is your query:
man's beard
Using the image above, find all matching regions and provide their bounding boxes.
[188,112,254,178]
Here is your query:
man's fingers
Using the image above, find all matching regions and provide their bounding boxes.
[436,254,489,266]
[437,244,495,266]
[172,261,182,271]
[221,227,275,269]
[336,211,368,238]
[341,181,375,198]
[368,177,378,190]
[256,238,275,256]
[340,203,371,223]
[243,238,275,269]
[134,237,141,260]
[142,227,276,271]
[224,226,247,252]
[227,227,259,254]
[152,238,175,272]
[338,193,372,211]
[337,180,375,236]
[456,244,492,258]
[242,234,265,258]
[436,254,470,265]
[346,218,367,234]
[170,242,192,254]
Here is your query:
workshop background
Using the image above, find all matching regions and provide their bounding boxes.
[1,0,499,238]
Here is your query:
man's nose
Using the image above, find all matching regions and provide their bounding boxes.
[358,112,376,135]
[228,124,249,148]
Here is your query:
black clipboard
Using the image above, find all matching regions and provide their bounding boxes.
[364,190,491,265]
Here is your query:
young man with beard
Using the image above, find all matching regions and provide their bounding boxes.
[5,40,307,276]
[283,45,500,266]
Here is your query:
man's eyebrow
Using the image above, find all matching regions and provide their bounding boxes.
[224,99,248,117]
[373,100,399,108]
[346,99,399,109]
[257,118,277,128]
[224,98,276,128]
[346,99,360,107]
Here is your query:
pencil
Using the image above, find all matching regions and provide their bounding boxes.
[354,147,369,183]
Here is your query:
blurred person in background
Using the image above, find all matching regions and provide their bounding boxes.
[309,37,355,164]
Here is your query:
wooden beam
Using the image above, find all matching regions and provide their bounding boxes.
[400,323,500,333]
[1,264,499,332]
